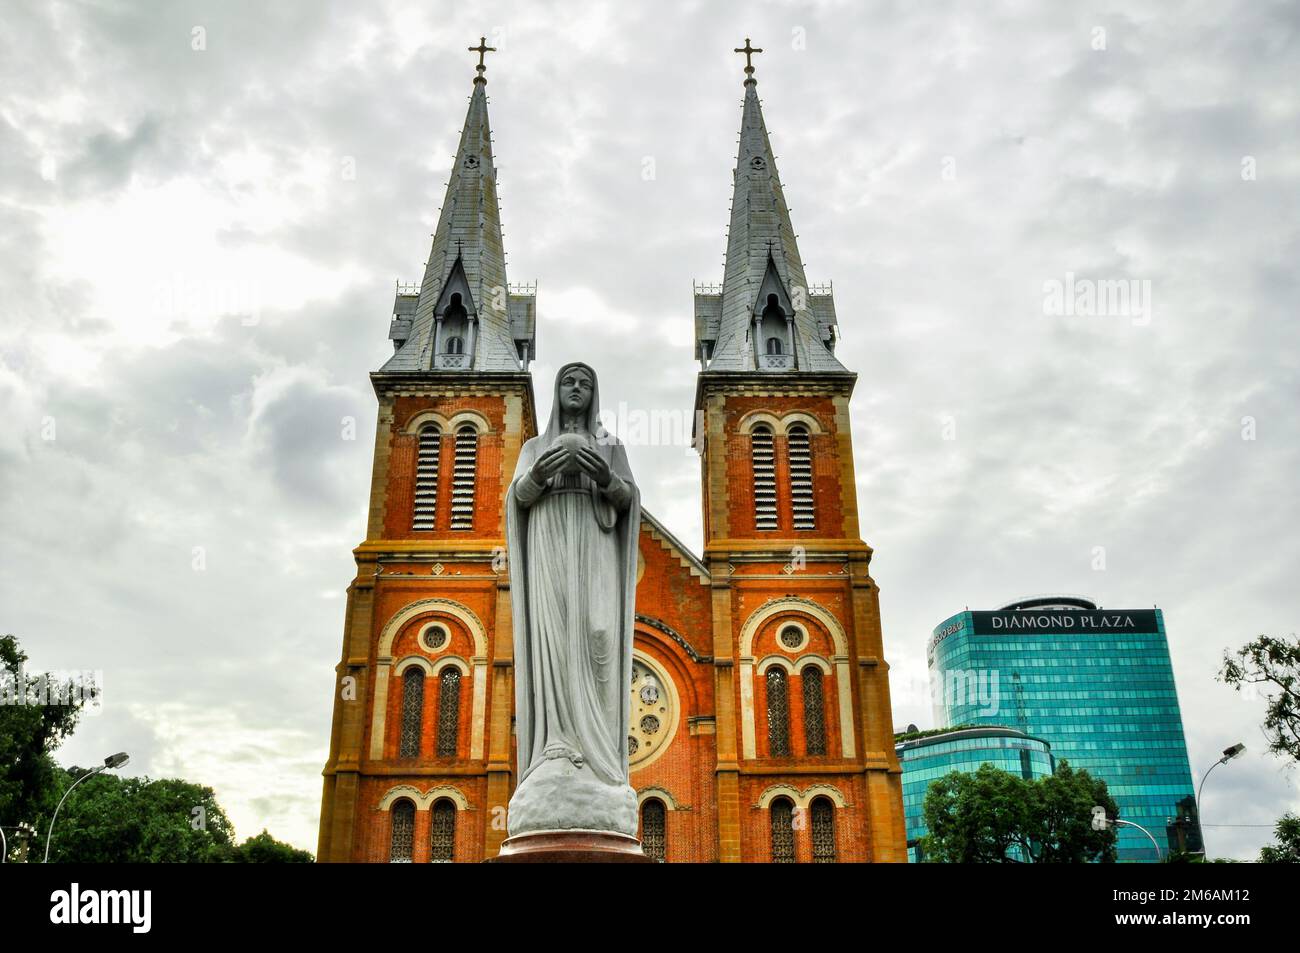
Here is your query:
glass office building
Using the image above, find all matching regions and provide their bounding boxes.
[896,726,1054,862]
[928,596,1201,862]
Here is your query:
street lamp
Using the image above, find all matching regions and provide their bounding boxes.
[1092,806,1163,862]
[1195,742,1245,855]
[43,752,129,864]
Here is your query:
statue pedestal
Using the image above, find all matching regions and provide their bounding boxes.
[487,830,654,864]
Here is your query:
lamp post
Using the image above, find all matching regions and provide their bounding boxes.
[43,752,129,864]
[1196,742,1245,856]
[1092,805,1164,862]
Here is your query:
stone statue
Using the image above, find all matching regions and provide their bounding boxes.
[503,362,642,845]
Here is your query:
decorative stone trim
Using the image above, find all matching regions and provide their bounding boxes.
[636,613,711,663]
[377,784,472,812]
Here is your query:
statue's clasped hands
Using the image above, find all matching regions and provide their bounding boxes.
[528,443,612,488]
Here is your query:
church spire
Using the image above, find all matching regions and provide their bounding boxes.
[693,44,845,374]
[382,42,536,374]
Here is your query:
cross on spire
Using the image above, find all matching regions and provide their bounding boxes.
[469,36,496,85]
[734,37,762,85]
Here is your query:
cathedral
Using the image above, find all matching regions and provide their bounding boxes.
[316,40,908,863]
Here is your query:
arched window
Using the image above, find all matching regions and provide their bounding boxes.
[412,424,441,531]
[766,336,783,355]
[811,797,837,863]
[446,293,466,322]
[802,667,826,756]
[446,336,464,355]
[450,425,478,530]
[436,667,461,757]
[399,668,424,758]
[750,425,777,531]
[430,799,456,863]
[766,668,790,757]
[640,799,667,863]
[389,799,415,863]
[770,797,796,863]
[787,424,815,529]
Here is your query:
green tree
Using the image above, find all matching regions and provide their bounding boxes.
[46,770,236,863]
[229,829,313,863]
[919,763,1029,862]
[1259,813,1300,863]
[1219,634,1300,762]
[0,634,93,848]
[919,761,1118,863]
[1023,762,1120,863]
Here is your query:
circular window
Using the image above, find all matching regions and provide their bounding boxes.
[779,625,806,650]
[750,156,766,170]
[422,625,449,652]
[628,656,678,769]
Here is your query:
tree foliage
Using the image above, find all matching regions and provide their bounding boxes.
[46,770,237,863]
[1259,812,1300,863]
[920,761,1119,863]
[229,829,314,863]
[1219,634,1300,762]
[0,634,91,835]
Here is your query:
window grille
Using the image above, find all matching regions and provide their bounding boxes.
[803,667,826,756]
[412,424,441,530]
[430,800,456,863]
[436,668,461,757]
[399,668,423,758]
[641,799,666,862]
[450,426,477,530]
[771,798,795,863]
[812,798,837,863]
[389,800,415,863]
[766,667,790,757]
[751,426,777,530]
[788,425,815,529]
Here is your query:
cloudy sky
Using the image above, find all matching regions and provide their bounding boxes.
[2,0,1296,858]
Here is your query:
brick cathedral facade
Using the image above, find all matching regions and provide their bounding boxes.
[317,48,907,863]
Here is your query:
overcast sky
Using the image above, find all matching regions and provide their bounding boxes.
[2,0,1297,858]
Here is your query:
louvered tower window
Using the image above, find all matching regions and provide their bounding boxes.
[766,667,790,757]
[412,424,441,530]
[751,425,777,530]
[430,800,456,863]
[802,667,826,756]
[399,668,424,758]
[450,425,478,530]
[389,800,415,863]
[641,799,667,862]
[436,668,461,757]
[811,798,837,863]
[788,424,815,529]
[770,798,796,863]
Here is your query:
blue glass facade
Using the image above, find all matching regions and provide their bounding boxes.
[896,727,1054,862]
[928,599,1201,862]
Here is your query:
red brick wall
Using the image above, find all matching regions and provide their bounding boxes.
[718,396,844,539]
[383,395,511,538]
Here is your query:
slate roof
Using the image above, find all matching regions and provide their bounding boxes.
[695,78,848,375]
[381,80,534,373]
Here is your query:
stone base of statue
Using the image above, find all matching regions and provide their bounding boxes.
[506,755,639,837]
[489,830,653,864]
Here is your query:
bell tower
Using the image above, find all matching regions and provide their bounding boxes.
[317,43,538,862]
[693,43,907,861]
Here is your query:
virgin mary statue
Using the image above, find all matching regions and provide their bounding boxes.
[504,362,641,838]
